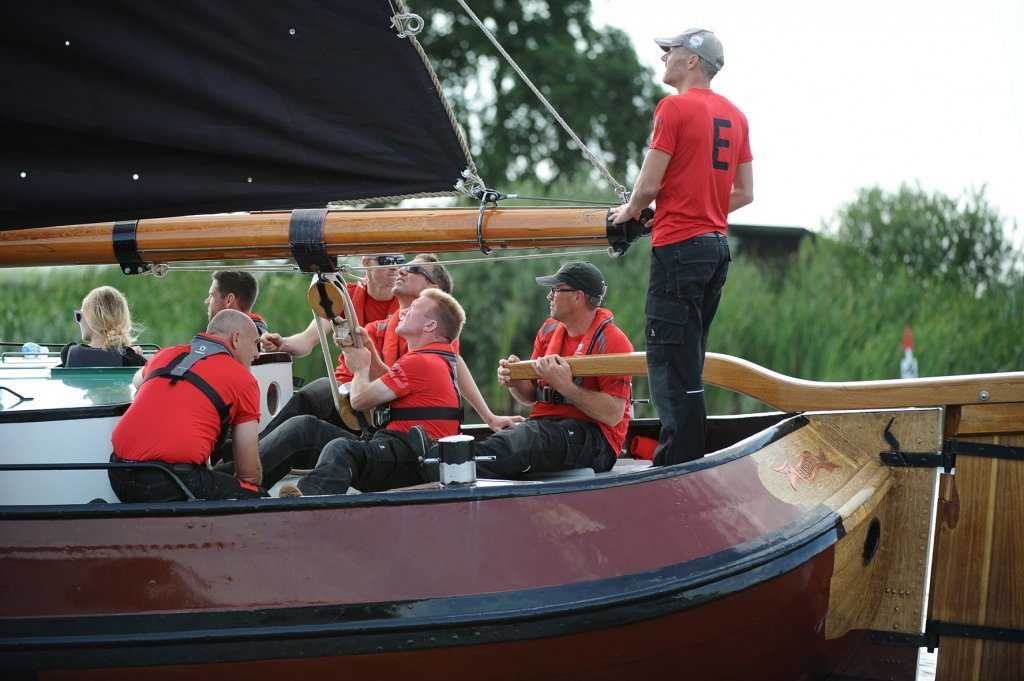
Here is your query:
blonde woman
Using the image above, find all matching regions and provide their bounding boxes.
[60,286,147,367]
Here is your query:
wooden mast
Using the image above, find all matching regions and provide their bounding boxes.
[0,206,616,268]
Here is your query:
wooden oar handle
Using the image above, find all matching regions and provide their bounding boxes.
[507,353,646,380]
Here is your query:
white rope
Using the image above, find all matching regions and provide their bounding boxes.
[362,248,612,272]
[149,248,614,277]
[453,0,629,202]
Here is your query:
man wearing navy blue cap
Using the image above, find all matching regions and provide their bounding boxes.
[475,261,634,478]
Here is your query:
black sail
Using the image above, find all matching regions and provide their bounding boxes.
[0,0,471,230]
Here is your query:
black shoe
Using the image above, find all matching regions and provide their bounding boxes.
[408,425,430,462]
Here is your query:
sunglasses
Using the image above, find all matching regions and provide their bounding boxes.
[405,264,437,285]
[374,255,405,266]
[74,309,83,323]
[549,287,577,295]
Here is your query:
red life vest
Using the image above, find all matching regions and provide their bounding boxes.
[534,308,615,405]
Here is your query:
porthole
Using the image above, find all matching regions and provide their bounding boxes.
[862,517,881,565]
[266,381,280,416]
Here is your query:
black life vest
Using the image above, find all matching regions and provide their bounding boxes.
[371,348,463,428]
[141,336,234,450]
[248,313,269,337]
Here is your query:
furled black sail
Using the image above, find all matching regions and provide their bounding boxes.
[0,0,472,230]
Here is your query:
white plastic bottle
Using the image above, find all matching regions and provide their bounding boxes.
[21,342,46,359]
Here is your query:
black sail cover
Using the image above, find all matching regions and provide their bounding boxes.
[0,0,472,230]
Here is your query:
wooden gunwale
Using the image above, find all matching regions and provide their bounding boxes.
[0,206,613,267]
[508,351,1024,412]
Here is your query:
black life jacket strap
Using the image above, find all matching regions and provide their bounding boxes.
[417,348,461,396]
[142,337,235,449]
[168,336,233,378]
[251,316,269,336]
[385,406,465,421]
[377,348,464,424]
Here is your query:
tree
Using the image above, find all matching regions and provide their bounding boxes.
[414,1,658,193]
[827,183,1019,291]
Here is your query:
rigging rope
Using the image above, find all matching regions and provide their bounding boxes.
[362,248,612,272]
[146,249,613,277]
[389,0,484,197]
[453,0,629,203]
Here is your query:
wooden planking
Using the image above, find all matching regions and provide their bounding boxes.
[936,639,1024,681]
[819,409,940,640]
[931,431,1024,680]
[957,402,1024,435]
[508,352,1024,412]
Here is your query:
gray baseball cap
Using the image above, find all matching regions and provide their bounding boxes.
[655,28,724,72]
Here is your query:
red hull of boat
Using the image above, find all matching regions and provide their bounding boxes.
[0,417,919,679]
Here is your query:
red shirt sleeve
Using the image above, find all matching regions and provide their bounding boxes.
[649,97,680,156]
[736,110,753,164]
[379,351,424,397]
[231,373,261,425]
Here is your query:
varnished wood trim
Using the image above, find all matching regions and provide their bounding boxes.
[0,207,613,267]
[508,352,1024,412]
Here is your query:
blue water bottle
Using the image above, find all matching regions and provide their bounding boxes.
[21,342,45,359]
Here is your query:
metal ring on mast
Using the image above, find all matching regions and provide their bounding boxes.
[473,185,506,256]
[390,13,423,38]
[476,200,492,255]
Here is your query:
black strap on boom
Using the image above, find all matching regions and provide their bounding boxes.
[113,219,151,275]
[288,208,334,273]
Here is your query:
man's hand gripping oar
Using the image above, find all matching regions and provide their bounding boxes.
[307,273,369,434]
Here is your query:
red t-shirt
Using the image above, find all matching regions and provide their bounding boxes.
[335,313,459,383]
[529,317,633,453]
[649,88,752,247]
[347,281,398,327]
[111,337,260,465]
[379,341,461,441]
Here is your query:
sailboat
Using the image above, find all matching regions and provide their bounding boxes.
[1,2,1021,679]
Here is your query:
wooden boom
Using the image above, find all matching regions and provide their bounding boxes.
[0,206,617,268]
[508,351,1024,412]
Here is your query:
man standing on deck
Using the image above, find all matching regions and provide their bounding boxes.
[205,270,271,337]
[467,261,633,478]
[109,309,264,502]
[610,28,754,466]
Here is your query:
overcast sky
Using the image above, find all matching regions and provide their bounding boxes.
[591,0,1024,246]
